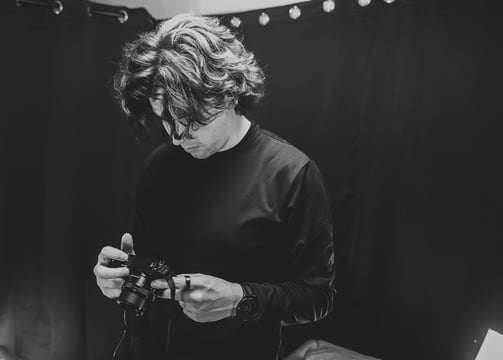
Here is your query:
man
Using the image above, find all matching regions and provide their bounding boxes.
[94,14,335,360]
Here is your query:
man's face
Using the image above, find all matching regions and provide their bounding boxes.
[150,98,231,159]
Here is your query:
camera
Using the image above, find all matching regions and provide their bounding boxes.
[110,255,175,316]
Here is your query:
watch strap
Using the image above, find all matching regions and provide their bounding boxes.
[235,283,258,321]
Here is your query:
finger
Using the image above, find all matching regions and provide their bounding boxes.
[102,288,122,299]
[151,275,194,301]
[98,246,128,265]
[181,307,208,323]
[120,233,135,255]
[98,278,125,289]
[171,274,193,288]
[179,291,192,303]
[182,308,195,320]
[94,264,129,279]
[151,278,184,301]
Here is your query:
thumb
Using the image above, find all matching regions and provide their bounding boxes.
[120,233,135,255]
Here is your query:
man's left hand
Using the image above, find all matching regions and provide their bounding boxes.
[151,273,243,323]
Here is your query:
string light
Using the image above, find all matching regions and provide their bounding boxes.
[289,5,301,20]
[322,0,336,13]
[235,0,385,29]
[230,16,242,28]
[259,12,270,26]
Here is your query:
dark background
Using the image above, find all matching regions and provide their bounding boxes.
[1,1,502,359]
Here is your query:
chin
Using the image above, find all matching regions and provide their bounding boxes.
[191,154,207,159]
[185,146,217,159]
[189,151,212,159]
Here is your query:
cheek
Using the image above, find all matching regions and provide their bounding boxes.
[162,122,171,134]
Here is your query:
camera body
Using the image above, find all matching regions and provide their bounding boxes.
[110,255,175,316]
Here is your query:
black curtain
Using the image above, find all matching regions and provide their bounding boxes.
[2,1,502,360]
[2,2,156,359]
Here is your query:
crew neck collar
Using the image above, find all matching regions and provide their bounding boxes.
[176,120,259,161]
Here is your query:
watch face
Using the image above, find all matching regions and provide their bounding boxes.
[237,296,257,319]
[238,301,252,313]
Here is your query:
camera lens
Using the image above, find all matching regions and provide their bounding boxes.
[118,280,153,316]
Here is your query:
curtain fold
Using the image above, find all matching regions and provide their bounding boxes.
[2,3,155,360]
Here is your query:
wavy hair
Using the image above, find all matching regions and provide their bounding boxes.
[114,14,266,140]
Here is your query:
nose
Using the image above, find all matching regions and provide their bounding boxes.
[170,122,186,146]
[172,136,183,146]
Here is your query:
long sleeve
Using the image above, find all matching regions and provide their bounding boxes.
[244,160,336,325]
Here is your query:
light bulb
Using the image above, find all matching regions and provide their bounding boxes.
[323,0,336,13]
[289,5,301,20]
[259,12,270,26]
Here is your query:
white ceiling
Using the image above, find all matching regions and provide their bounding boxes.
[91,0,311,19]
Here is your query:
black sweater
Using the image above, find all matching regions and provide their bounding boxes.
[131,122,336,360]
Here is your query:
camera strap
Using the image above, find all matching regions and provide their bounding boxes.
[165,276,177,360]
[167,276,176,300]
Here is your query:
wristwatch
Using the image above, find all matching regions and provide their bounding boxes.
[234,283,258,321]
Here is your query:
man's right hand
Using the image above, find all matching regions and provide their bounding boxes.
[93,233,135,299]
